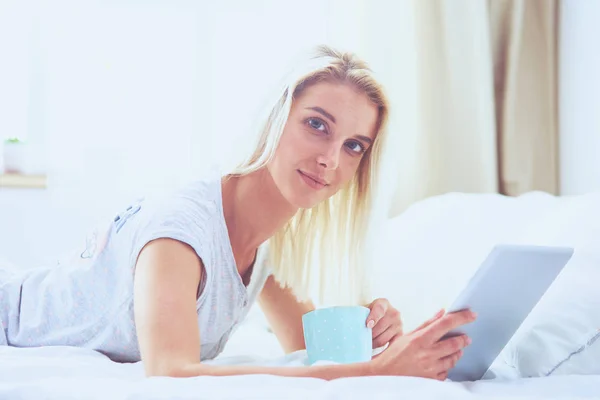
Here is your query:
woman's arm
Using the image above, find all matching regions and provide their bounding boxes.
[256,275,315,353]
[132,238,473,380]
[175,357,371,379]
[133,238,202,376]
[133,238,370,379]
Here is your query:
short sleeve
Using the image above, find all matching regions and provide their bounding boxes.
[123,181,219,306]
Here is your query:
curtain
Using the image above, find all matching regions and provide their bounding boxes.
[387,0,560,217]
[490,0,560,196]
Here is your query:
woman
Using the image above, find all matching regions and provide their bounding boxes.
[0,45,475,380]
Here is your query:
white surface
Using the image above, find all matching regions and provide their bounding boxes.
[501,195,600,377]
[559,0,600,195]
[1,345,599,399]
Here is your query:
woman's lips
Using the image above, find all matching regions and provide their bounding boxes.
[298,170,327,190]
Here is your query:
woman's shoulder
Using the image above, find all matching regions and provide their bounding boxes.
[137,171,224,237]
[112,170,226,265]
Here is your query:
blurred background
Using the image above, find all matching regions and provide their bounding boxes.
[1,0,599,269]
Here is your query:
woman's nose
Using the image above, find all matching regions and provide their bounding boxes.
[316,144,340,170]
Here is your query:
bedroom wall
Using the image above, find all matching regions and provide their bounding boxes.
[0,0,330,268]
[0,1,208,269]
[0,0,414,268]
[1,0,599,269]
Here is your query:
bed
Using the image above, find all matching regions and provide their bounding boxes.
[2,190,600,399]
[1,345,599,399]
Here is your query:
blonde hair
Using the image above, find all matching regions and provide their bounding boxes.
[228,45,390,306]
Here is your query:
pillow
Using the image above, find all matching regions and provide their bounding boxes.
[370,191,553,331]
[498,192,600,377]
[373,189,600,377]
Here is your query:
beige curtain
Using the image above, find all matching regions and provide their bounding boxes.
[387,0,560,217]
[490,0,559,196]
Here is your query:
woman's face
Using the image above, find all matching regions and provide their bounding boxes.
[268,81,379,209]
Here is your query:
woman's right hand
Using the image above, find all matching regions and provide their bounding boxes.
[369,309,476,380]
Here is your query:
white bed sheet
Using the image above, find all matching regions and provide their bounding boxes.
[1,346,599,399]
[3,191,600,398]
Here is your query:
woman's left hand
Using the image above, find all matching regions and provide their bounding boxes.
[366,298,404,349]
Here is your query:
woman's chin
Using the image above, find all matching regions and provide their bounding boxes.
[286,193,326,210]
[277,180,332,210]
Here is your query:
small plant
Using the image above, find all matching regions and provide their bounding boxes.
[2,137,27,173]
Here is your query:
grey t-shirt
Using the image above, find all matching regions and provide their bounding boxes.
[0,169,272,362]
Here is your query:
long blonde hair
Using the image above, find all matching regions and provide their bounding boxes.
[228,45,390,306]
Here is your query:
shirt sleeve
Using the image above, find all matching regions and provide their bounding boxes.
[122,186,218,306]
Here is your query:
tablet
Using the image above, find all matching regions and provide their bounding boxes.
[443,244,574,382]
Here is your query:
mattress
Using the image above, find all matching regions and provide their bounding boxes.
[1,345,599,399]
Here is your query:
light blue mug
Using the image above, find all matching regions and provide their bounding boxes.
[302,306,372,365]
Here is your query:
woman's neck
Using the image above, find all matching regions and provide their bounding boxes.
[221,167,297,271]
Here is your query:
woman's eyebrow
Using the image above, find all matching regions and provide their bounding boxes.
[355,135,373,145]
[306,106,336,124]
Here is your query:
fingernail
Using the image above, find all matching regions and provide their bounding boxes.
[471,312,478,319]
[467,337,472,345]
[367,320,375,329]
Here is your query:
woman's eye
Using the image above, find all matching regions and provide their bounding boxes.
[307,118,327,132]
[346,140,366,154]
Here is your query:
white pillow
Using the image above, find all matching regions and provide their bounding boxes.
[374,189,600,377]
[371,192,525,331]
[499,192,600,377]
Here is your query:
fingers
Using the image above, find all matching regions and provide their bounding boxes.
[408,309,445,335]
[372,321,402,348]
[437,349,463,375]
[371,315,390,338]
[366,299,389,329]
[371,308,402,338]
[420,310,477,345]
[431,334,471,359]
